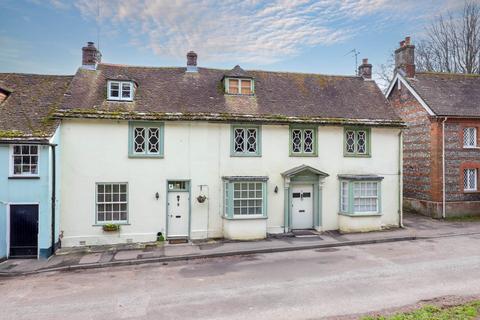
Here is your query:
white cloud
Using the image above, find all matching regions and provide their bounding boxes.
[47,0,480,64]
[63,0,398,64]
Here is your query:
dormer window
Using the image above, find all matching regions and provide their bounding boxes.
[223,65,254,95]
[227,78,253,95]
[107,80,134,101]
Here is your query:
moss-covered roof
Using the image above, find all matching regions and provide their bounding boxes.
[59,64,401,125]
[0,73,73,141]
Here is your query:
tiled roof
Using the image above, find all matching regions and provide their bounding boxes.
[223,65,253,78]
[0,73,73,141]
[407,72,480,117]
[59,63,402,126]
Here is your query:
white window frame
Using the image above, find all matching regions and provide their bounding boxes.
[340,179,381,215]
[9,144,40,177]
[464,168,477,192]
[107,80,134,101]
[226,78,254,95]
[133,126,160,155]
[95,182,129,224]
[463,127,477,148]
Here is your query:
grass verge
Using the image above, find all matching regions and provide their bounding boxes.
[362,301,480,320]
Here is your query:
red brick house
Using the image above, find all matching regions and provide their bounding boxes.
[386,37,480,218]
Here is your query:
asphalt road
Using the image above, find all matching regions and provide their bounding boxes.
[1,234,480,320]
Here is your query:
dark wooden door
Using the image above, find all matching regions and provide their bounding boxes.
[10,205,38,258]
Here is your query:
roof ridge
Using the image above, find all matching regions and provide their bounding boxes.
[0,72,73,78]
[417,71,480,77]
[99,62,361,79]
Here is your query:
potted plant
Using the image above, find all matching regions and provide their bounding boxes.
[102,223,120,232]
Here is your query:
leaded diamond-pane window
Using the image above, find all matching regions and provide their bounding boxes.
[464,168,477,191]
[463,127,477,148]
[290,127,316,155]
[232,126,260,156]
[96,183,128,223]
[11,145,39,176]
[129,122,164,157]
[344,128,370,156]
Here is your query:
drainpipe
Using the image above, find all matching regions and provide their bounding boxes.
[398,131,404,227]
[50,144,57,255]
[442,117,448,219]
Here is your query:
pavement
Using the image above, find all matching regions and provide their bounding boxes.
[1,233,479,319]
[1,213,480,276]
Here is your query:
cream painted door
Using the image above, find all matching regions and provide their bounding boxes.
[291,185,314,229]
[167,192,189,237]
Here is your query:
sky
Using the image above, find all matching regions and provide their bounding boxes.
[0,0,473,83]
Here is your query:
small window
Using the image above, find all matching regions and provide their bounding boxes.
[129,122,164,157]
[463,127,477,148]
[108,81,134,101]
[464,168,477,191]
[226,78,253,95]
[344,128,370,157]
[223,179,267,218]
[96,183,128,223]
[231,125,261,156]
[11,145,39,176]
[340,179,381,214]
[290,127,317,156]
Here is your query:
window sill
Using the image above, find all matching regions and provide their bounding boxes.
[222,215,268,220]
[8,176,40,180]
[230,153,261,157]
[92,223,130,227]
[128,154,164,159]
[463,190,480,194]
[463,147,480,150]
[289,153,318,157]
[106,98,133,102]
[343,154,371,158]
[224,93,255,97]
[339,212,382,217]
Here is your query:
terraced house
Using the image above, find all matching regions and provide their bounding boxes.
[387,37,480,218]
[54,42,404,247]
[0,73,71,259]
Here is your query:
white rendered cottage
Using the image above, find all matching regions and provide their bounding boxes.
[56,43,404,246]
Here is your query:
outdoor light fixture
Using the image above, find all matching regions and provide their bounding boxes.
[274,186,278,193]
[155,192,159,200]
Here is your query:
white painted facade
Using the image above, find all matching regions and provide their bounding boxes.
[59,119,401,247]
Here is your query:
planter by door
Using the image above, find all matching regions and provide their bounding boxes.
[9,204,38,258]
[291,185,314,229]
[166,180,190,239]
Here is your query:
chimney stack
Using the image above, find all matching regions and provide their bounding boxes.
[395,36,415,78]
[82,42,102,70]
[358,58,372,79]
[186,51,198,72]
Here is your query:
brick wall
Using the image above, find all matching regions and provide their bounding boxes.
[444,119,480,202]
[388,81,434,201]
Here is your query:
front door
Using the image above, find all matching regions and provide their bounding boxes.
[291,185,314,229]
[9,204,38,258]
[167,191,189,238]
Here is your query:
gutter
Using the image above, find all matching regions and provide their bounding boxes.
[442,117,448,219]
[53,110,406,128]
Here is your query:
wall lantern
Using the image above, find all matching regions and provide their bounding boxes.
[274,186,278,193]
[155,192,160,200]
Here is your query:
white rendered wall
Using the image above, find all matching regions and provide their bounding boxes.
[60,119,401,246]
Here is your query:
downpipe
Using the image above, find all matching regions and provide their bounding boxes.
[442,117,447,219]
[398,130,404,228]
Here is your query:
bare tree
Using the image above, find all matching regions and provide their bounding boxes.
[416,1,480,74]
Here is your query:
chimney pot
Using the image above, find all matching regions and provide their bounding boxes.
[186,51,198,72]
[395,36,415,78]
[358,57,372,80]
[82,41,101,70]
